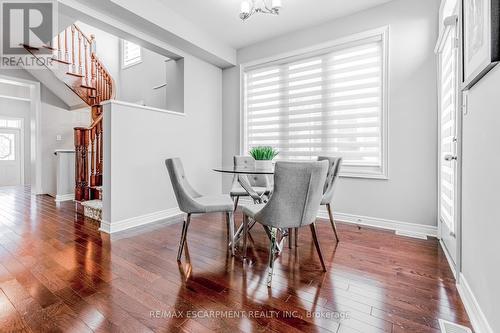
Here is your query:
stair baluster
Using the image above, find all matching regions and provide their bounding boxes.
[90,127,96,187]
[91,54,97,99]
[71,26,76,73]
[57,33,61,60]
[64,27,69,62]
[84,39,89,87]
[78,31,83,76]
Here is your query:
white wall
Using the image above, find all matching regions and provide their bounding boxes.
[119,47,170,109]
[0,68,69,109]
[223,0,440,228]
[102,55,222,232]
[461,65,500,333]
[40,104,89,196]
[221,66,241,191]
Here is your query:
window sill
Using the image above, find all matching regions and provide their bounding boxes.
[122,60,142,69]
[339,172,389,180]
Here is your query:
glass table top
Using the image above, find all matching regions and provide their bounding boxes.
[213,166,274,175]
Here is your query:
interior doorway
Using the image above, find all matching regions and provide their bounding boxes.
[0,118,24,186]
[0,75,42,194]
[436,0,461,275]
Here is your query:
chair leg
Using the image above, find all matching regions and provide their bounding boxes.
[177,213,191,261]
[288,228,293,249]
[227,211,235,256]
[242,214,248,258]
[310,223,327,272]
[294,228,298,247]
[233,196,240,211]
[326,203,340,242]
[267,227,277,287]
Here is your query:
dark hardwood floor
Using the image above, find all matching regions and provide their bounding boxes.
[0,186,471,332]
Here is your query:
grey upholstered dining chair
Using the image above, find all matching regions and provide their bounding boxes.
[318,156,343,241]
[241,160,328,287]
[230,156,272,209]
[165,158,235,261]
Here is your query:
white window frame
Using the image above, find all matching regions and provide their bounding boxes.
[240,26,390,179]
[121,40,142,69]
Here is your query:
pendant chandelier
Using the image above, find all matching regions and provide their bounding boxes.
[240,0,282,21]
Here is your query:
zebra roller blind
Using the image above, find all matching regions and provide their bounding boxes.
[122,40,142,68]
[243,33,387,177]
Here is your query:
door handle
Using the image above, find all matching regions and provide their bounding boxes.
[444,154,457,161]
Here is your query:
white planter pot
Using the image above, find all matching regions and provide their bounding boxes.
[255,160,273,170]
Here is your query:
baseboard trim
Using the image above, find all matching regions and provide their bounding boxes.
[456,273,494,333]
[100,207,183,234]
[236,198,437,238]
[317,208,438,238]
[100,200,437,238]
[395,230,428,240]
[55,193,74,202]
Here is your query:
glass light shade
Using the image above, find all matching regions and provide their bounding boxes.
[240,1,251,14]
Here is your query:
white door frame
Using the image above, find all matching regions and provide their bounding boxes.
[0,116,25,185]
[455,0,464,283]
[0,75,42,194]
[435,0,463,279]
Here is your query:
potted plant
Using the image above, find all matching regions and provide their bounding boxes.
[249,146,279,169]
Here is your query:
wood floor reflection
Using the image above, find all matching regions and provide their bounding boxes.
[0,186,471,332]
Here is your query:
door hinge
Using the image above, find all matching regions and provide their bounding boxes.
[453,37,460,49]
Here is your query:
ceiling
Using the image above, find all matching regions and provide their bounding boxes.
[159,0,394,49]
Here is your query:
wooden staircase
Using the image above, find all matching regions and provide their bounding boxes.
[25,23,115,220]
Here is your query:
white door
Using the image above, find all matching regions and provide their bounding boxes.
[0,128,22,186]
[438,21,459,264]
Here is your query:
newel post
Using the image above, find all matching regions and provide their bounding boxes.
[74,127,89,201]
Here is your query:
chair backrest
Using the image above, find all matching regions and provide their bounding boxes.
[165,158,201,213]
[233,155,270,188]
[318,156,342,205]
[254,161,328,228]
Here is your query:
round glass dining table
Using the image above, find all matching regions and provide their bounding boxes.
[213,166,288,253]
[213,165,274,174]
[213,166,274,203]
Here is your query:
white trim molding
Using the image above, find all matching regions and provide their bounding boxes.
[55,194,74,202]
[101,100,185,117]
[317,207,437,238]
[100,207,184,234]
[238,198,437,238]
[0,74,42,195]
[456,273,494,333]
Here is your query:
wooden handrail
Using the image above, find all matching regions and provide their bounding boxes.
[73,24,92,44]
[89,114,103,129]
[51,23,115,202]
